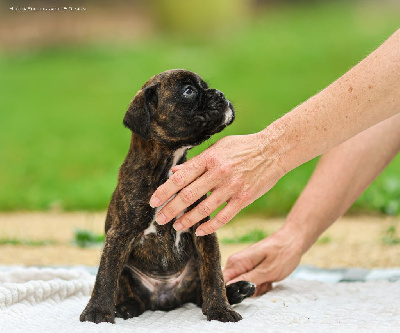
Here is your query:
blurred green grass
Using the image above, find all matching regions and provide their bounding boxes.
[0,2,399,216]
[221,229,269,244]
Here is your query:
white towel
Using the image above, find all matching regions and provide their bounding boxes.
[1,267,399,333]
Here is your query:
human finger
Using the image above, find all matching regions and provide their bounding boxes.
[156,171,218,225]
[254,282,273,296]
[223,258,249,283]
[195,200,241,236]
[173,188,231,231]
[150,157,206,208]
[223,246,265,283]
[171,164,184,173]
[226,267,270,289]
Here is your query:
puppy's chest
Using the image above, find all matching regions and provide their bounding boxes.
[142,202,187,243]
[131,203,192,272]
[132,147,192,268]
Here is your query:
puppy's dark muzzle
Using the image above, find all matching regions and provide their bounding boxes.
[206,89,227,111]
[191,89,234,135]
[185,88,235,146]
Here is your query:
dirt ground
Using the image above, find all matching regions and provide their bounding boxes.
[0,212,399,268]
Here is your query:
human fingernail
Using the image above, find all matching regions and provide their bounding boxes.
[172,164,184,172]
[157,213,166,224]
[196,229,205,236]
[150,196,160,208]
[174,221,183,231]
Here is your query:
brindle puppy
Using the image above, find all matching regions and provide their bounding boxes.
[80,69,255,324]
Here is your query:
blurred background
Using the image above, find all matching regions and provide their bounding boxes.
[0,0,399,219]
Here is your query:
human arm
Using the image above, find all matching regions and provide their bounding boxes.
[151,29,400,236]
[223,113,400,295]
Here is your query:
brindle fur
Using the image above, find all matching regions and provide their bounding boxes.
[80,70,255,324]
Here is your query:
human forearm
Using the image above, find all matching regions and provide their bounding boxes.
[151,29,400,236]
[284,113,400,254]
[260,29,400,173]
[223,115,400,293]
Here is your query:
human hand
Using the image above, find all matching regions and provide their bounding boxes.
[150,133,286,236]
[222,226,303,296]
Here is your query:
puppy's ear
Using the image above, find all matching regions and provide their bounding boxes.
[123,83,159,140]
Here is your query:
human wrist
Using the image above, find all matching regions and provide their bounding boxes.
[284,207,329,256]
[256,122,291,178]
[276,222,304,255]
[258,113,316,177]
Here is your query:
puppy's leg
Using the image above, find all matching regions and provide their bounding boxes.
[193,221,242,322]
[80,217,139,324]
[115,269,146,320]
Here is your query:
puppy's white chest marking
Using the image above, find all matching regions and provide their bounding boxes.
[143,220,158,236]
[168,146,188,177]
[174,210,185,249]
[142,197,175,239]
[142,147,190,250]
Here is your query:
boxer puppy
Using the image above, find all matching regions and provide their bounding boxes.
[80,69,255,324]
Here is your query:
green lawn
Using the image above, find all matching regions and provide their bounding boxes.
[0,1,399,216]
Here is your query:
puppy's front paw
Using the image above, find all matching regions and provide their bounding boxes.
[226,280,256,305]
[80,303,115,324]
[203,304,242,322]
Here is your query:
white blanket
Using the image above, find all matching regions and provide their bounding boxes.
[1,267,399,332]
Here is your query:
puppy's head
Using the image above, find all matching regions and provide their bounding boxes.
[123,69,234,148]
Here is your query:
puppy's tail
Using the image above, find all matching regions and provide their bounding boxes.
[226,281,256,305]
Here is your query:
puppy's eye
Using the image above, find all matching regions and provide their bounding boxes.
[183,86,196,98]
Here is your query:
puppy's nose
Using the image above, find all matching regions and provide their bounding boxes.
[208,89,226,99]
